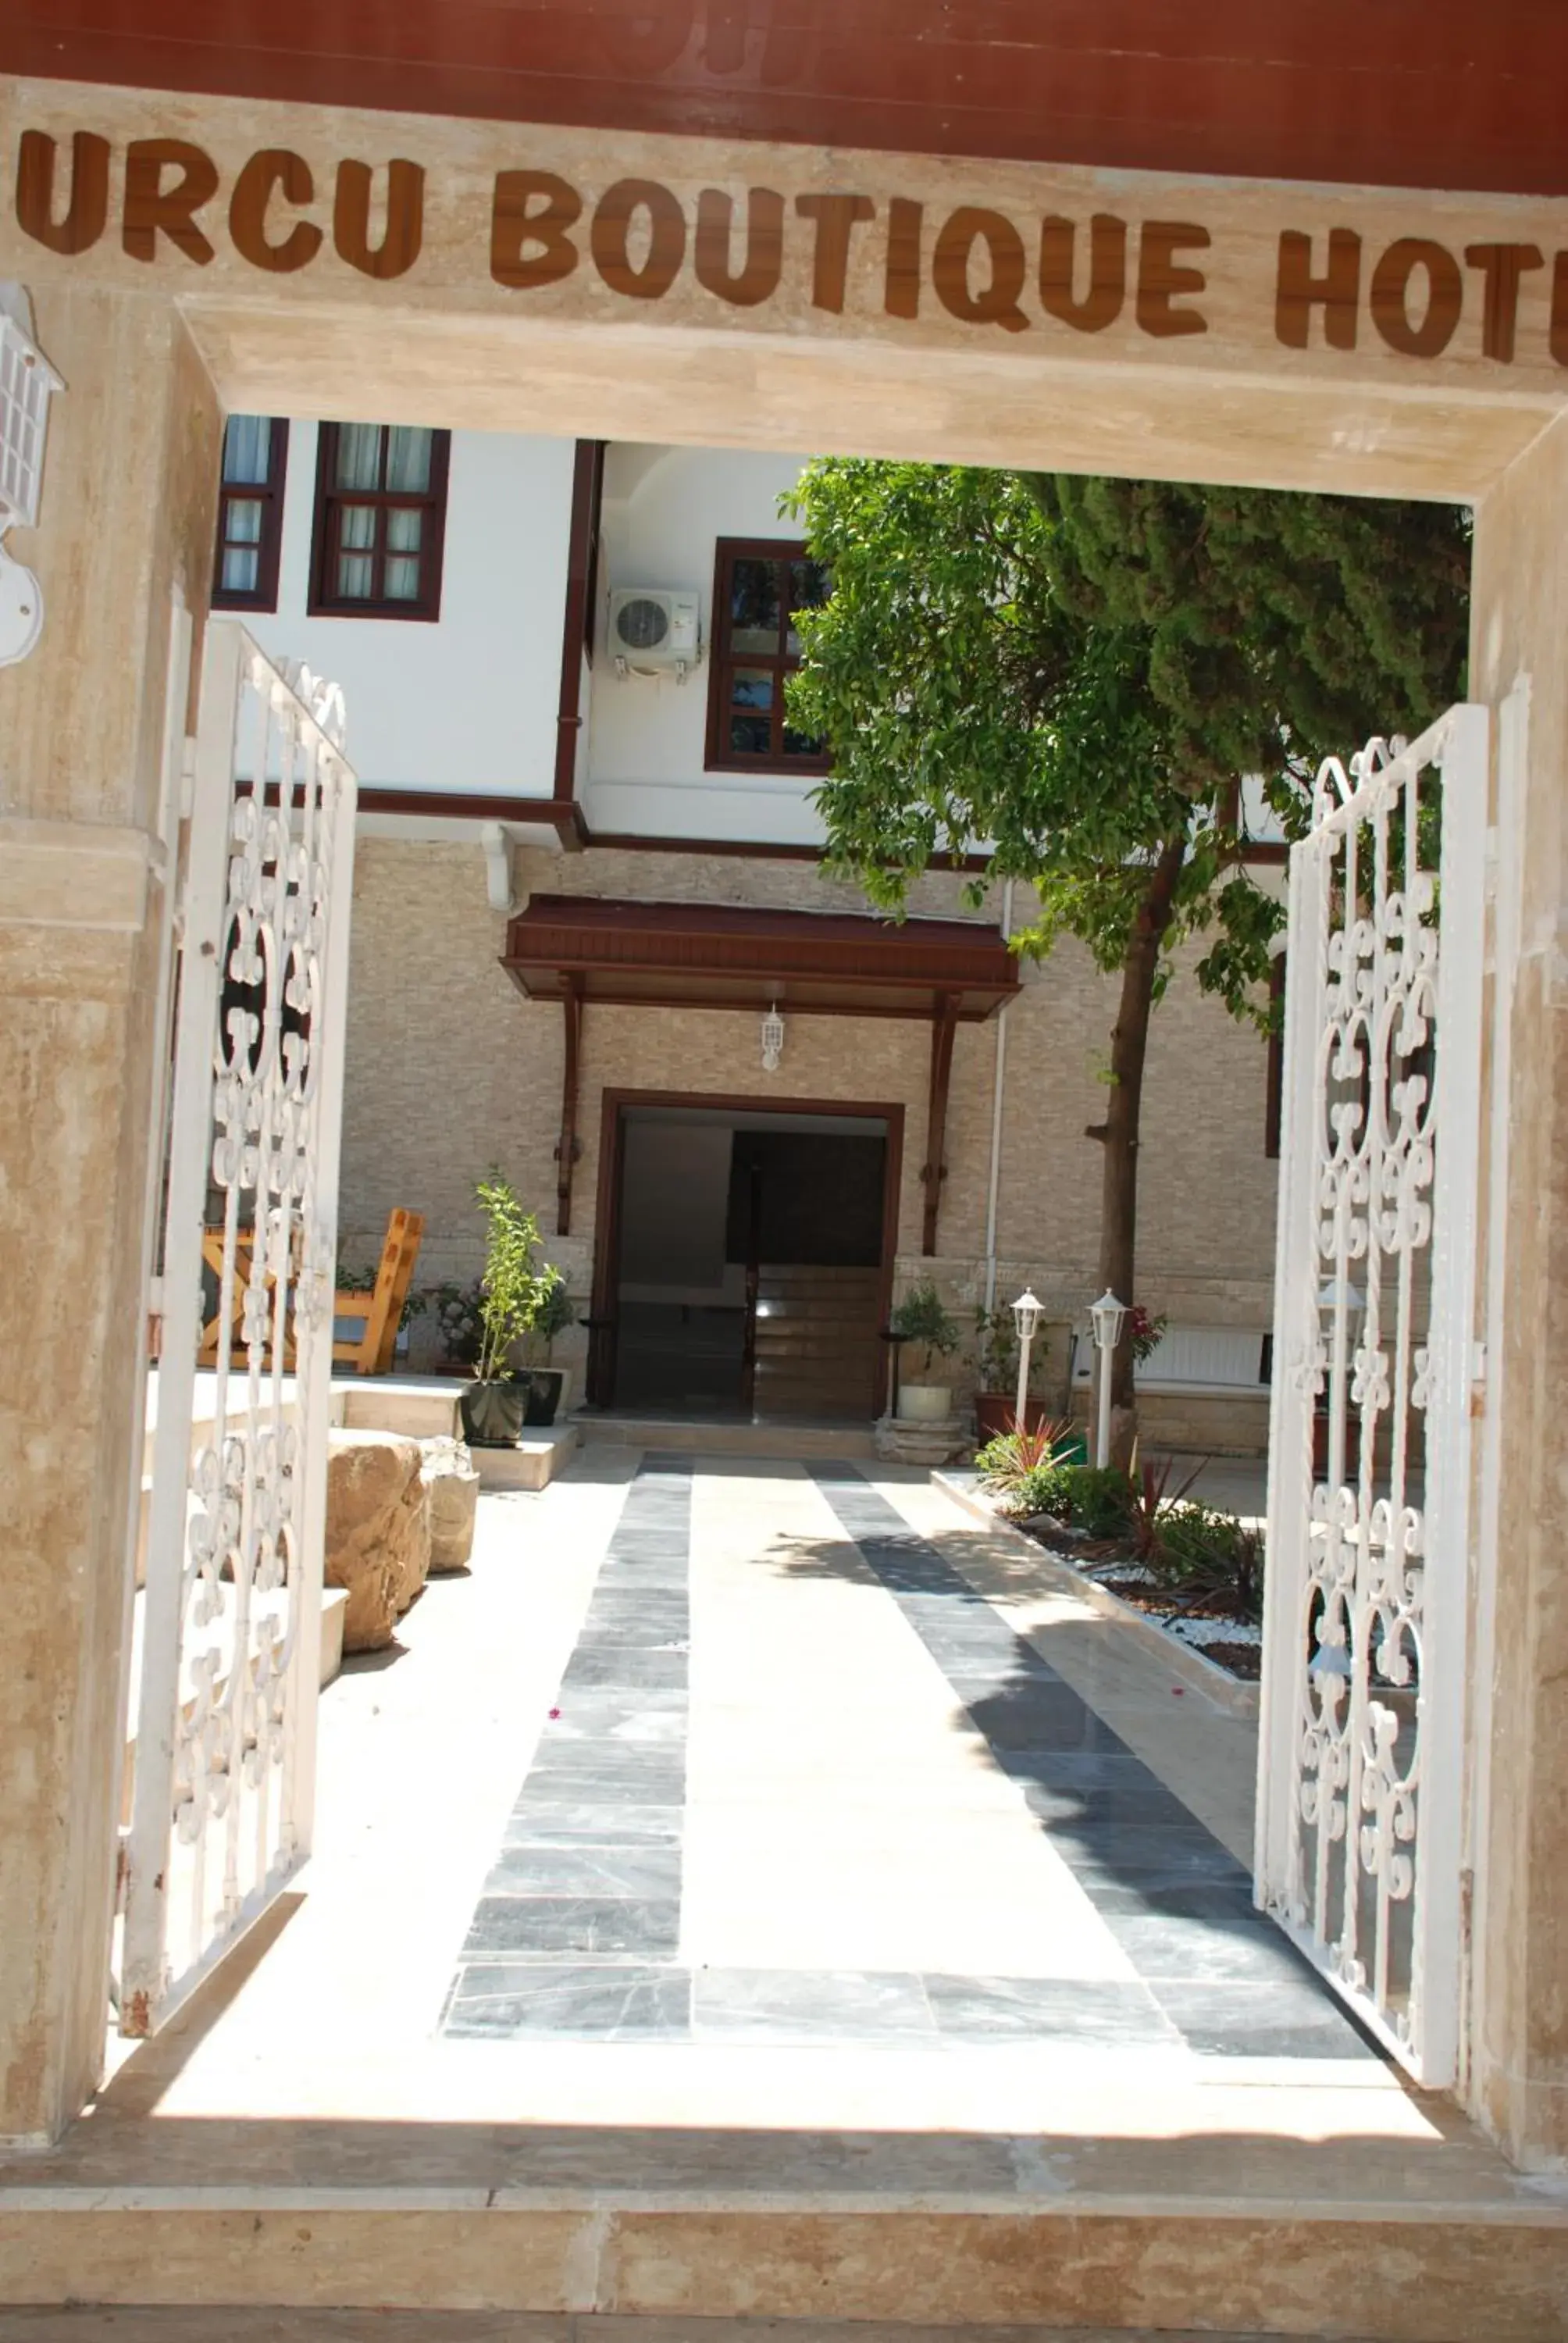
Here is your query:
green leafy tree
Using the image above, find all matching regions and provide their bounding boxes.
[783,462,1468,1452]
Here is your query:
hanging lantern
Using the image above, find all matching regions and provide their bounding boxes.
[761,1000,785,1072]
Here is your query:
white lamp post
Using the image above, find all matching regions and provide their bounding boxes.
[1010,1287,1042,1432]
[1089,1289,1128,1468]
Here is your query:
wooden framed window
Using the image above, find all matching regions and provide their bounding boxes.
[704,537,830,774]
[308,422,451,621]
[212,415,288,612]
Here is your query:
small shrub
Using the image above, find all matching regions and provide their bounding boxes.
[889,1281,962,1375]
[1154,1500,1265,1621]
[976,1420,1078,1517]
[1058,1464,1135,1538]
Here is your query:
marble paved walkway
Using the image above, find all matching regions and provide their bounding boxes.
[440,1455,1370,2059]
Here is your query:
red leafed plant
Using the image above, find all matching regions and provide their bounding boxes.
[1127,1451,1208,1562]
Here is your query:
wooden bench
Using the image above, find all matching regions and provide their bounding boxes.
[194,1208,424,1375]
[332,1208,425,1376]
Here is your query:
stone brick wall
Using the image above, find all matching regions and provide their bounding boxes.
[339,837,1280,1396]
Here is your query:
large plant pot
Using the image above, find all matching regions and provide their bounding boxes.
[459,1376,529,1448]
[523,1368,564,1428]
[897,1382,952,1423]
[974,1393,1058,1443]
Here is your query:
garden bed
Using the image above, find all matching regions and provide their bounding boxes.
[1016,1528,1263,1681]
[932,1462,1263,1717]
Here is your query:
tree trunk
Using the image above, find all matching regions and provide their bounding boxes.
[1092,832,1188,1468]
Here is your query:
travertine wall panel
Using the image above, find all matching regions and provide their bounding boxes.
[0,294,220,2147]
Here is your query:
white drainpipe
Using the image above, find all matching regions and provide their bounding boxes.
[982,879,1016,1316]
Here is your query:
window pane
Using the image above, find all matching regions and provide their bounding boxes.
[336,551,375,599]
[729,667,774,712]
[225,497,263,545]
[729,714,772,756]
[386,426,433,493]
[223,415,272,485]
[729,558,781,653]
[384,556,421,600]
[386,507,423,554]
[221,544,260,594]
[786,557,830,654]
[335,424,383,490]
[339,505,377,551]
[782,722,827,758]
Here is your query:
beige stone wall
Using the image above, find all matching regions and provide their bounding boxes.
[0,291,222,2146]
[339,838,1278,1390]
[1467,403,1568,2170]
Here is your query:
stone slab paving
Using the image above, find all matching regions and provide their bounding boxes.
[440,1454,1370,2059]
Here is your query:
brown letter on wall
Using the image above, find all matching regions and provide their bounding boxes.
[16,129,109,255]
[694,187,784,307]
[491,169,582,289]
[885,197,922,319]
[933,206,1029,333]
[1275,228,1361,350]
[123,138,219,266]
[1370,238,1463,358]
[1039,213,1126,332]
[1135,222,1210,337]
[1463,241,1545,363]
[592,177,686,299]
[794,193,875,313]
[334,159,423,280]
[230,148,323,274]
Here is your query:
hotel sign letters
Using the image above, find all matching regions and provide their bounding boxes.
[15,127,1568,369]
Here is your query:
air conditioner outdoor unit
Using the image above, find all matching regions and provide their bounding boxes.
[608,587,701,680]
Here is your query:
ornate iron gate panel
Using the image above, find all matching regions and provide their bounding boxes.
[1256,706,1488,2086]
[121,623,357,2036]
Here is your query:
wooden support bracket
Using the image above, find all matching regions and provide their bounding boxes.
[920,993,958,1257]
[554,975,584,1236]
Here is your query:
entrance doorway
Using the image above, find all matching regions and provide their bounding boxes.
[588,1093,903,1419]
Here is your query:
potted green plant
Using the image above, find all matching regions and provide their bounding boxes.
[888,1280,961,1421]
[970,1303,1057,1443]
[458,1172,554,1448]
[522,1270,576,1427]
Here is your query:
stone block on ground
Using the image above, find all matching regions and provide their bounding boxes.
[874,1414,968,1467]
[420,1435,479,1573]
[325,1429,430,1649]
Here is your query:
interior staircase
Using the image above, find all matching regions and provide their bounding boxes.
[750,1261,884,1418]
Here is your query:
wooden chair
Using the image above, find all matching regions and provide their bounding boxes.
[332,1208,425,1376]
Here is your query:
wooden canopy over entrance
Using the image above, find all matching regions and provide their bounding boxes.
[502,894,1017,1252]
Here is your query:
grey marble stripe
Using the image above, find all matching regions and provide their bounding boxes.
[441,1457,694,2027]
[806,1464,1377,2064]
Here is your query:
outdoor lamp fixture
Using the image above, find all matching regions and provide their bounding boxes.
[0,284,62,669]
[761,1000,785,1072]
[1010,1287,1042,1432]
[1089,1289,1128,1469]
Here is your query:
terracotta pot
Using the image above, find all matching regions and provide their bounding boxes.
[459,1377,529,1447]
[974,1393,1058,1443]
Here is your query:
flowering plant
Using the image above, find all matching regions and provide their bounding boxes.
[1127,1305,1167,1366]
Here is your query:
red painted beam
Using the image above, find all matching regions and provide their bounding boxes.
[4,2,1567,198]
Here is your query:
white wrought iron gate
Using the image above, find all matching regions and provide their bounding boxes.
[121,622,357,2036]
[1256,706,1488,2085]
